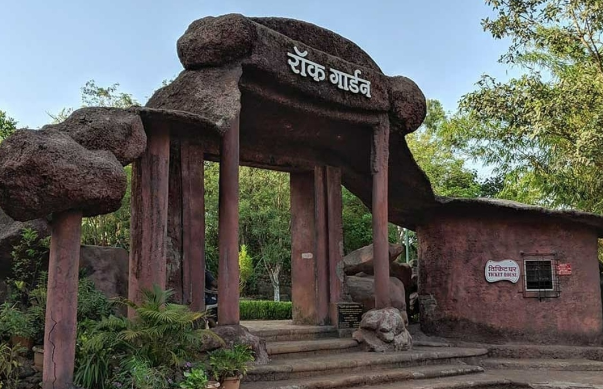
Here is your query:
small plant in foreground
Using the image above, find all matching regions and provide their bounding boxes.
[179,367,209,389]
[0,342,24,389]
[209,344,254,382]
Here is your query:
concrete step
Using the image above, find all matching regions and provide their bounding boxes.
[247,347,488,382]
[461,342,603,361]
[359,369,603,388]
[241,364,484,389]
[481,358,603,371]
[243,320,339,342]
[268,338,361,359]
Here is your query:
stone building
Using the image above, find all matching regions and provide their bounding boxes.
[418,197,603,345]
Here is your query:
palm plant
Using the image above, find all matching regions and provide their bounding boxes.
[74,285,222,389]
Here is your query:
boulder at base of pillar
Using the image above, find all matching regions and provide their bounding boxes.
[352,307,412,352]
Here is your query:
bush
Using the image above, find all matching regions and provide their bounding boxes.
[239,300,292,320]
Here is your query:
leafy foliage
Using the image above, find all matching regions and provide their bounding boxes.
[179,367,209,389]
[406,100,482,198]
[0,342,24,389]
[208,344,254,382]
[8,228,50,305]
[441,0,603,213]
[0,110,17,141]
[238,245,253,293]
[0,303,35,340]
[239,300,292,320]
[74,286,220,389]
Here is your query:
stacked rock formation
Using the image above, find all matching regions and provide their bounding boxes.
[0,106,147,389]
[0,107,146,221]
[343,243,415,325]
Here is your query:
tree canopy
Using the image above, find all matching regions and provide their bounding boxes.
[0,110,17,141]
[440,0,603,212]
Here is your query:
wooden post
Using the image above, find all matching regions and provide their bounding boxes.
[290,172,318,324]
[181,140,206,311]
[218,117,240,325]
[372,119,391,309]
[43,210,82,389]
[314,167,330,324]
[129,124,170,315]
[326,166,344,325]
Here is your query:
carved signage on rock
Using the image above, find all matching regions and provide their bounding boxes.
[485,259,520,283]
[287,46,372,98]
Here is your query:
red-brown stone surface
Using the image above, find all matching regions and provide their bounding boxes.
[418,212,603,345]
[44,107,146,166]
[343,243,404,276]
[0,129,126,221]
[177,14,256,69]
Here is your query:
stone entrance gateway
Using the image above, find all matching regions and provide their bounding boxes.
[0,14,432,389]
[138,14,432,327]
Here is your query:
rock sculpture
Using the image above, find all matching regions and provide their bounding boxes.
[353,307,412,352]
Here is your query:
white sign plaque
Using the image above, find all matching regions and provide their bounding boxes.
[485,259,520,283]
[301,253,313,259]
[287,46,372,98]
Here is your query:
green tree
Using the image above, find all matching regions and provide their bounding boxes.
[0,111,17,141]
[441,0,603,213]
[406,100,482,198]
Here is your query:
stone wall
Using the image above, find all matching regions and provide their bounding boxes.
[418,213,603,346]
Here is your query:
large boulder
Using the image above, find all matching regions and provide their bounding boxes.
[178,14,256,68]
[353,307,412,352]
[44,107,146,166]
[343,243,403,276]
[345,275,408,325]
[0,129,127,221]
[79,245,129,299]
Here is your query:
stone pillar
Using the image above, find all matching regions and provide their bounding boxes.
[290,172,318,324]
[181,140,206,311]
[129,124,170,315]
[218,117,240,325]
[314,167,330,325]
[43,210,82,389]
[326,167,344,325]
[167,139,184,302]
[372,119,391,309]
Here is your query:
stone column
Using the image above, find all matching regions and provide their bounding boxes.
[43,210,82,389]
[314,167,330,325]
[181,140,206,311]
[290,172,318,324]
[218,116,240,325]
[372,119,391,309]
[129,124,170,315]
[326,167,344,325]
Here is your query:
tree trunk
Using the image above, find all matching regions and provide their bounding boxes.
[273,278,280,302]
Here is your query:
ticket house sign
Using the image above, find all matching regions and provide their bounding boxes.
[287,46,372,98]
[485,260,520,284]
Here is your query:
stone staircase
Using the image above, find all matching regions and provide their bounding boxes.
[240,321,603,389]
[241,322,488,389]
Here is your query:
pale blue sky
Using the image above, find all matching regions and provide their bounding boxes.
[0,0,516,129]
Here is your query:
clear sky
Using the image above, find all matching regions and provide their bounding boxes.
[0,0,515,129]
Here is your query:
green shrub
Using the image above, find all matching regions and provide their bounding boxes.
[0,342,24,389]
[208,344,254,382]
[74,285,221,389]
[239,300,292,320]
